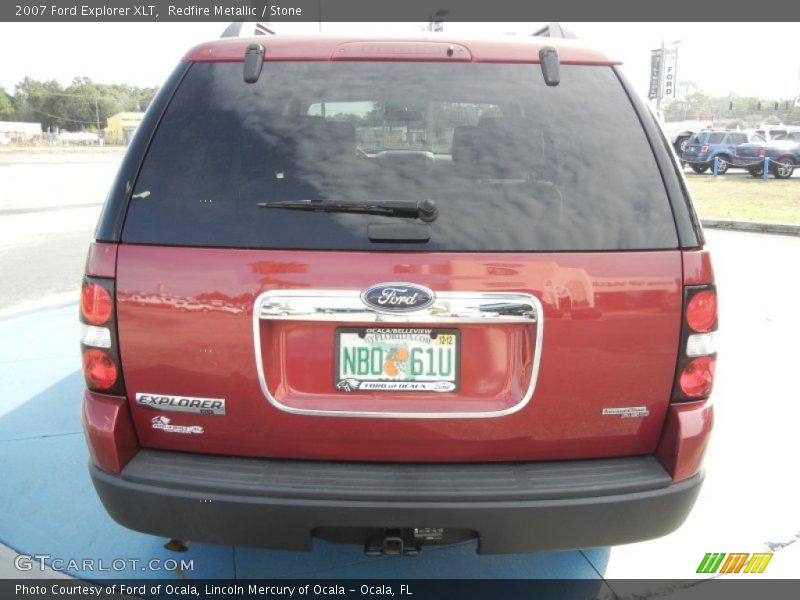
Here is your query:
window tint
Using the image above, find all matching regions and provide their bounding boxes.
[708,133,725,144]
[123,62,677,251]
[728,133,747,145]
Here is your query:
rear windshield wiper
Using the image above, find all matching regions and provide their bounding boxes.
[258,199,438,223]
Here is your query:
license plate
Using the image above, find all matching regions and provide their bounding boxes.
[335,327,459,392]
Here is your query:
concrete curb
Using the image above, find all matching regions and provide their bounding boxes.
[701,219,800,237]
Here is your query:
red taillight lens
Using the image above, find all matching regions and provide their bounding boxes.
[679,357,716,398]
[80,276,124,395]
[673,283,718,403]
[686,290,717,333]
[82,349,118,390]
[758,148,766,158]
[700,145,709,153]
[81,283,113,325]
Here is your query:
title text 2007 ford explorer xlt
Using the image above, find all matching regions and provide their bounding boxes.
[80,34,716,555]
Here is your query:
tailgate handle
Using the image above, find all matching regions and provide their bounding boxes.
[257,291,540,324]
[478,302,536,317]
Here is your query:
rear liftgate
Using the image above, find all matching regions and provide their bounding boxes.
[255,287,543,554]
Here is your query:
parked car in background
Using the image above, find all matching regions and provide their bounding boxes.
[659,120,708,157]
[753,125,800,142]
[681,130,761,174]
[735,131,800,178]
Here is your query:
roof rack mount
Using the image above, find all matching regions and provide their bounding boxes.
[532,23,576,39]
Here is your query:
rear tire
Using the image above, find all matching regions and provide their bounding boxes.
[674,135,691,156]
[714,155,731,175]
[773,156,795,179]
[691,164,709,174]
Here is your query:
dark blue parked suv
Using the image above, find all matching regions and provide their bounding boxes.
[681,130,757,174]
[735,131,800,178]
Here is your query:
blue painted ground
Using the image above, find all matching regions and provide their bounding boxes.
[0,305,609,579]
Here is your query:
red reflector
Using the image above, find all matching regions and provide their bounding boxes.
[679,357,716,398]
[81,283,112,325]
[82,349,118,390]
[686,290,717,333]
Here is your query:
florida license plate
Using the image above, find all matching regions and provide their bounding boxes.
[335,328,459,392]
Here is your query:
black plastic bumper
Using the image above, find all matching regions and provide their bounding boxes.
[90,450,703,554]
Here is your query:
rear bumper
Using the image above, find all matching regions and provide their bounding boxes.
[90,451,703,554]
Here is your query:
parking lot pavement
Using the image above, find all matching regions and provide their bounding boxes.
[1,229,798,583]
[0,154,120,316]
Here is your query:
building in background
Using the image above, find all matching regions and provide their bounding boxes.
[104,112,144,145]
[0,121,42,144]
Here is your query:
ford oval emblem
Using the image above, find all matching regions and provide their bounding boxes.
[361,282,436,313]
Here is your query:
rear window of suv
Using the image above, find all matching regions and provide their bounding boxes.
[122,62,678,251]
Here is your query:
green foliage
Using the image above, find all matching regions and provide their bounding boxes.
[663,85,798,126]
[0,87,15,120]
[10,77,158,131]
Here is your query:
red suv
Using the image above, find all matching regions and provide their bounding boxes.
[80,34,716,555]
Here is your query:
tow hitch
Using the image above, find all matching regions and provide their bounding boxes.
[364,529,422,557]
[164,539,191,552]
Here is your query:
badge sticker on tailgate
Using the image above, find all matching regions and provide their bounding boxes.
[136,393,226,415]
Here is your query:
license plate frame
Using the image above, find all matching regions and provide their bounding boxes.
[334,327,460,393]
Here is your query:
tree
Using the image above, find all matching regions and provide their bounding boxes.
[661,85,798,126]
[10,76,160,131]
[0,86,15,120]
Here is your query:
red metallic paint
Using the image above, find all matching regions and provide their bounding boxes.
[115,246,684,462]
[81,390,139,475]
[184,35,619,65]
[682,249,715,285]
[85,242,118,279]
[656,400,714,482]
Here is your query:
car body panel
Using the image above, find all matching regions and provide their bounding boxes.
[184,35,620,65]
[116,245,683,462]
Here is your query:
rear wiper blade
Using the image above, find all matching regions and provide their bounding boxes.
[258,199,438,223]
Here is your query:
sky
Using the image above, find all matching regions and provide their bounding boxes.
[0,21,798,103]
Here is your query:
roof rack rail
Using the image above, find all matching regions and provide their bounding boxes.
[221,21,276,38]
[532,23,576,39]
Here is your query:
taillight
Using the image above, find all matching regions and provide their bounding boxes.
[80,277,125,395]
[82,349,119,390]
[686,290,717,332]
[700,145,709,153]
[758,148,766,158]
[679,357,715,397]
[81,283,113,325]
[673,285,718,402]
